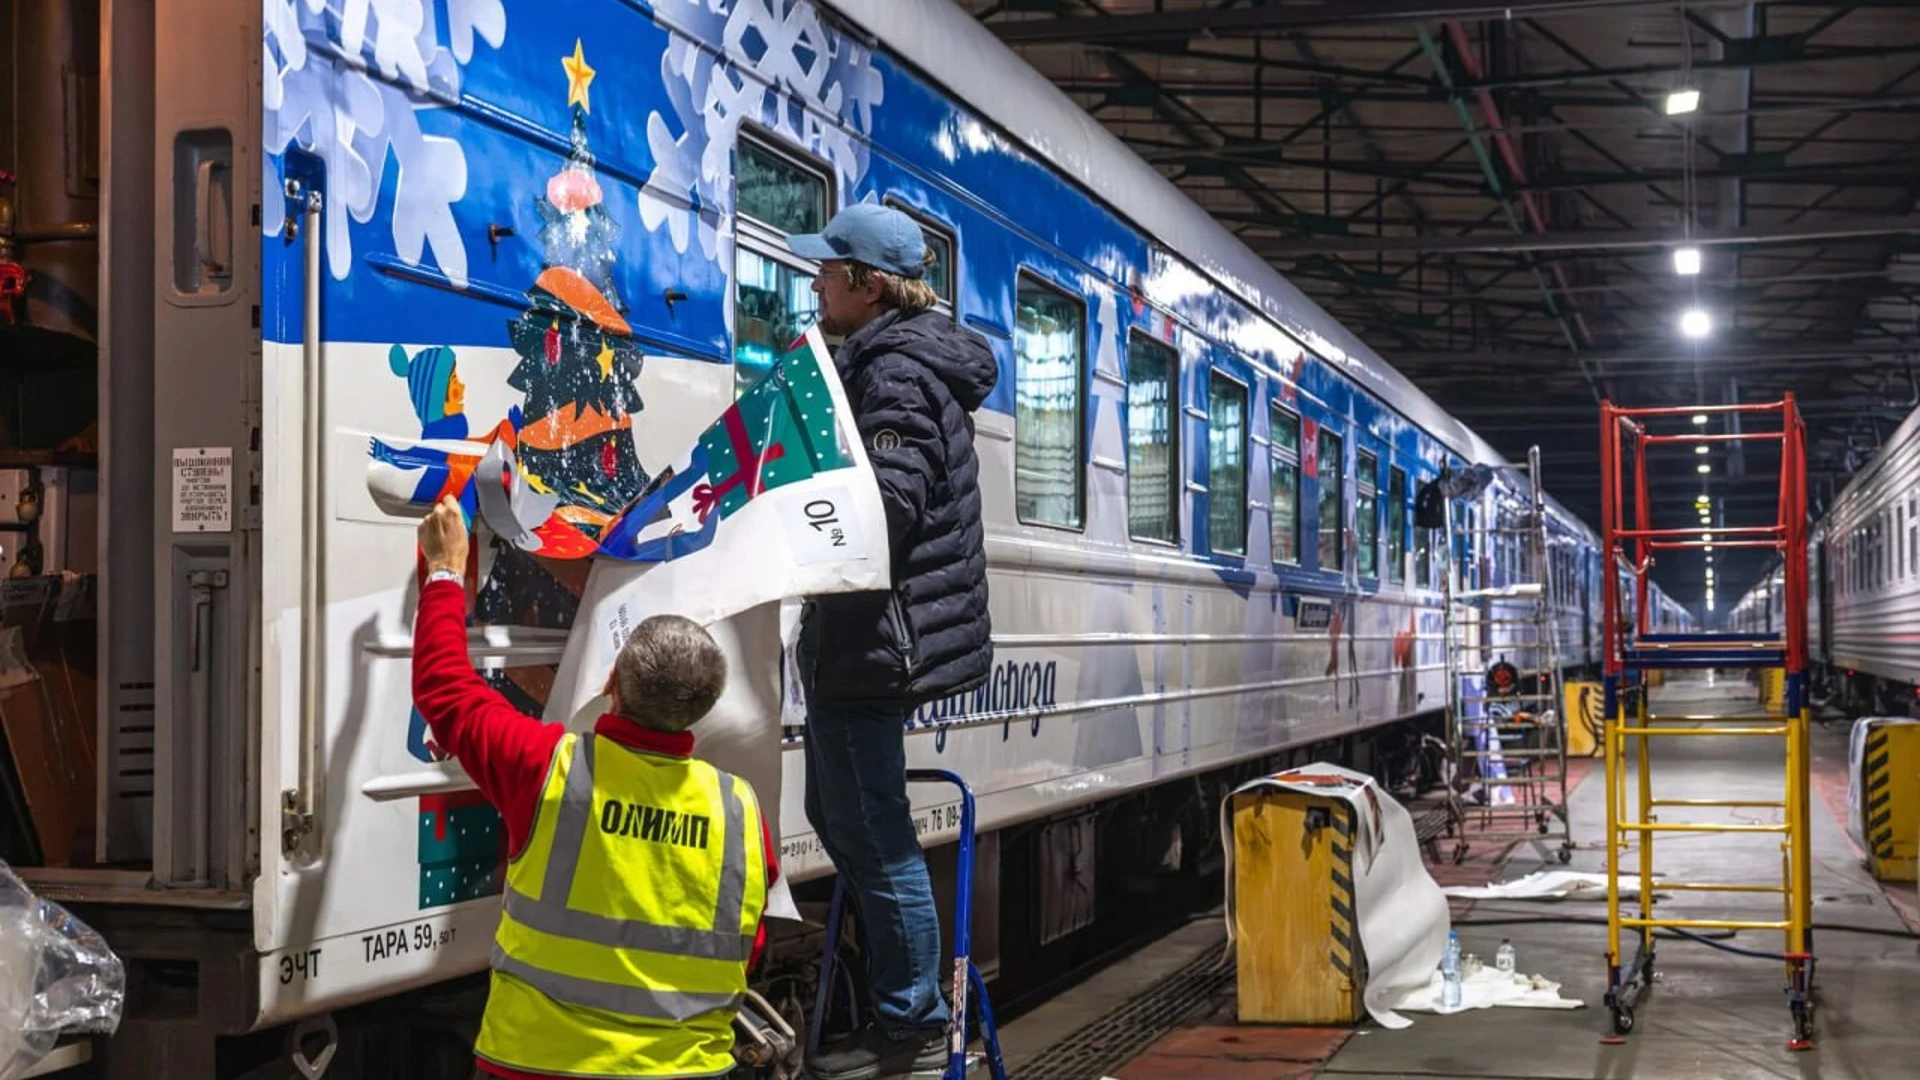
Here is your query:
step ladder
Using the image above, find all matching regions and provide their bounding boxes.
[1597,396,1815,1050]
[1441,445,1573,865]
[807,770,1007,1080]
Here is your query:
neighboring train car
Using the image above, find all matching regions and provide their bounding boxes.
[22,0,1685,1072]
[1732,398,1920,714]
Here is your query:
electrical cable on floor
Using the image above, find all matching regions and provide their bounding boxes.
[1453,914,1734,942]
[1452,912,1919,940]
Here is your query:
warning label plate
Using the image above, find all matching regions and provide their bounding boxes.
[172,447,233,533]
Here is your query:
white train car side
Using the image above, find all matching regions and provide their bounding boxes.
[9,0,1689,1073]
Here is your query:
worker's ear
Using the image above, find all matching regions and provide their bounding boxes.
[602,670,617,709]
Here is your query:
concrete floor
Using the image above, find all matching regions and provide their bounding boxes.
[1319,678,1920,1080]
[1004,678,1920,1079]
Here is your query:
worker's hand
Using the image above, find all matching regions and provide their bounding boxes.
[419,496,469,578]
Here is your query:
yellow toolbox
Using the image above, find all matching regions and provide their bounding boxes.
[1231,786,1365,1024]
[1853,719,1920,882]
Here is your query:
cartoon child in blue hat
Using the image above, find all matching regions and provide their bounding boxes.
[389,344,469,440]
[388,344,469,763]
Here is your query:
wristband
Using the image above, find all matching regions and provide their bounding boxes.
[425,568,464,587]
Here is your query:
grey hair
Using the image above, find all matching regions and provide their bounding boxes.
[611,615,727,732]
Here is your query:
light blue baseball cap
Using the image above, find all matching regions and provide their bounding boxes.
[786,203,929,280]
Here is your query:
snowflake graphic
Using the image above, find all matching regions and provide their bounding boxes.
[640,0,886,331]
[263,0,506,288]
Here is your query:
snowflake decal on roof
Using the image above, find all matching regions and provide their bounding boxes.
[640,0,885,325]
[263,0,507,289]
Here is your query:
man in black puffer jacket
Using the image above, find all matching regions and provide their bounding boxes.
[786,203,997,1080]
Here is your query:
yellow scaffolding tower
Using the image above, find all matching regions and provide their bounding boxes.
[1598,396,1815,1049]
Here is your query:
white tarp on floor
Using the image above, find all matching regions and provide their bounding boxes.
[1440,869,1660,902]
[1221,763,1451,1029]
[1387,964,1585,1014]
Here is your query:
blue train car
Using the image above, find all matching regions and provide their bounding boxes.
[40,0,1689,1070]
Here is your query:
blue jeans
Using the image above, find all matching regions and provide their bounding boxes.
[797,619,950,1038]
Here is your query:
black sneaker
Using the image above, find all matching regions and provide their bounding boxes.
[806,1024,949,1080]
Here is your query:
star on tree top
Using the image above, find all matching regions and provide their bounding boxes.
[563,39,595,113]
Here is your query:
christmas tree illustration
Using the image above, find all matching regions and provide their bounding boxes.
[476,38,649,633]
[420,40,652,909]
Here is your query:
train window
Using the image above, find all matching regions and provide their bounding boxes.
[733,136,829,396]
[1014,275,1086,530]
[1270,405,1301,564]
[1456,502,1474,587]
[1387,466,1406,584]
[1125,333,1178,544]
[1415,516,1431,589]
[1911,495,1918,578]
[1317,427,1344,572]
[1882,512,1890,584]
[882,199,956,313]
[1888,512,1896,584]
[1207,372,1249,556]
[1356,450,1379,578]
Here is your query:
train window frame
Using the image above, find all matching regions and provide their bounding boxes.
[1125,330,1180,546]
[1387,465,1407,585]
[731,133,834,399]
[1270,402,1302,566]
[1355,447,1379,580]
[1910,494,1918,579]
[1205,369,1250,558]
[1414,466,1434,589]
[1316,425,1345,573]
[1012,271,1088,532]
[881,197,957,315]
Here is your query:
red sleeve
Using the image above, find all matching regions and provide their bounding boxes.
[412,578,564,858]
[748,813,781,972]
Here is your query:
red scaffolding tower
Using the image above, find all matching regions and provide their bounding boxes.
[1597,395,1814,1048]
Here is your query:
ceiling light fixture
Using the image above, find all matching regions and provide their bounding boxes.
[1673,247,1702,275]
[1666,88,1701,115]
[1692,414,1708,426]
[1680,307,1712,339]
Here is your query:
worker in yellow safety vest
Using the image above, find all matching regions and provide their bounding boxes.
[411,496,779,1079]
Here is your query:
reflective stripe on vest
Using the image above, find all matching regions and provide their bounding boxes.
[499,737,756,964]
[489,944,744,1022]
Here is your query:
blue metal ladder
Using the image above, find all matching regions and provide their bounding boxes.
[806,770,1008,1080]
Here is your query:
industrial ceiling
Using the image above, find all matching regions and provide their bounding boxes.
[964,0,1920,615]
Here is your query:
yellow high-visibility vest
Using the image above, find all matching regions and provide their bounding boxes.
[475,732,766,1078]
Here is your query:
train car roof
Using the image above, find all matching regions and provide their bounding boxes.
[824,0,1628,553]
[1827,398,1920,512]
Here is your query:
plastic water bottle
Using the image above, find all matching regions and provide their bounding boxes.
[1442,965,1463,1010]
[1442,931,1461,975]
[1496,939,1516,975]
